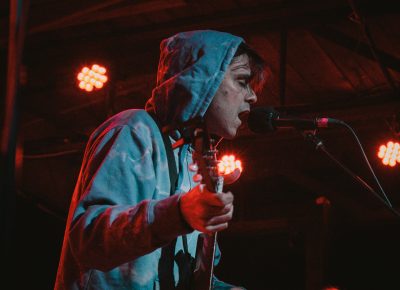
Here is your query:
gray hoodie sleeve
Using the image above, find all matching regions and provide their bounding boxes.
[67,123,192,271]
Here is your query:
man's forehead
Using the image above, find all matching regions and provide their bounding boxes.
[230,54,251,73]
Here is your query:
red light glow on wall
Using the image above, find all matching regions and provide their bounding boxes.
[77,64,108,92]
[377,141,400,167]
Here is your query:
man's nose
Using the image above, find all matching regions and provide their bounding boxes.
[246,87,257,104]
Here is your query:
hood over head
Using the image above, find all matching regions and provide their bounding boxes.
[145,30,243,127]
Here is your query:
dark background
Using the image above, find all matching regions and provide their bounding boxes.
[2,0,400,289]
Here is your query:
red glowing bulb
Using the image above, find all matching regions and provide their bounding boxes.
[77,64,108,92]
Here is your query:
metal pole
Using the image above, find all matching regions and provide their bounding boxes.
[1,0,29,267]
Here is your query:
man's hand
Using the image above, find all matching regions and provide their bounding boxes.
[179,184,234,233]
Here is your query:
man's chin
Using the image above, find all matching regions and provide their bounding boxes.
[211,127,236,140]
[224,129,237,140]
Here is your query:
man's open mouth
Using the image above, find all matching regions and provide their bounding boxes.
[238,111,250,128]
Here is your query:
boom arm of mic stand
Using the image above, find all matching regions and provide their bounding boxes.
[303,131,400,219]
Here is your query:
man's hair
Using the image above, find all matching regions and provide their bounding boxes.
[233,42,269,94]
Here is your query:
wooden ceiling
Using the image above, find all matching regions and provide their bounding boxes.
[4,0,397,221]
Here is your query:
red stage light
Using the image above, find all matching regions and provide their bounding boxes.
[377,141,400,167]
[218,154,243,184]
[77,64,108,92]
[218,154,242,175]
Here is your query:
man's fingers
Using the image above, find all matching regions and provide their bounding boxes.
[218,191,234,204]
[206,205,233,226]
[199,204,234,233]
[180,185,235,233]
[205,222,229,233]
[222,203,233,214]
[203,191,234,207]
[198,202,233,221]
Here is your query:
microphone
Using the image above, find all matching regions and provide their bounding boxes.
[247,107,344,133]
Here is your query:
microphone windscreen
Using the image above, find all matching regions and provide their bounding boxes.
[248,107,279,133]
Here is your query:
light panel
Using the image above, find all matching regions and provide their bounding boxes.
[218,154,243,175]
[377,141,400,167]
[77,64,108,92]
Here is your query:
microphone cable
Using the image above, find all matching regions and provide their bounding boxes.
[338,121,393,208]
[305,120,397,216]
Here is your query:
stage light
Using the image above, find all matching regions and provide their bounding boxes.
[218,154,243,184]
[377,141,400,167]
[218,154,242,175]
[77,64,108,92]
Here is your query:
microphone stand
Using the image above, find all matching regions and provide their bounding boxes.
[302,131,400,219]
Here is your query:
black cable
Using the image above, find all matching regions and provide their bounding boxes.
[340,121,393,208]
[303,124,400,218]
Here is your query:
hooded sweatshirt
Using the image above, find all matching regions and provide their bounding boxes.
[55,30,243,290]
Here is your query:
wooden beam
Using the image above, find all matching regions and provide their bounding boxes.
[312,25,400,73]
[29,0,125,34]
[29,0,187,34]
